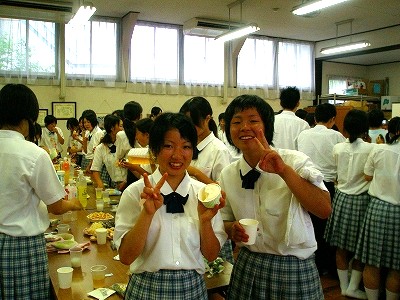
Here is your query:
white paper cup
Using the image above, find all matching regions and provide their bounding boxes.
[95,228,107,245]
[91,265,107,289]
[69,247,83,268]
[239,218,259,245]
[198,183,221,208]
[57,266,73,289]
[95,199,104,212]
[57,224,70,233]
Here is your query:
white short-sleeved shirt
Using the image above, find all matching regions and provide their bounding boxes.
[67,133,83,154]
[39,126,65,153]
[115,131,132,160]
[273,111,310,150]
[84,126,104,160]
[90,143,127,182]
[220,148,327,259]
[297,124,346,182]
[333,138,375,195]
[191,132,232,181]
[364,143,400,205]
[0,130,66,236]
[113,169,227,274]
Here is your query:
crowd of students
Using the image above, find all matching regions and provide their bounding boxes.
[1,83,399,300]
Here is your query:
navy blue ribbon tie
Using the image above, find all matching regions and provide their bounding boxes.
[49,131,55,136]
[162,192,189,213]
[240,169,261,189]
[88,135,92,141]
[109,144,116,153]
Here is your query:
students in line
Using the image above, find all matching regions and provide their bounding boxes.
[324,109,374,299]
[219,94,331,299]
[355,120,400,300]
[114,112,227,299]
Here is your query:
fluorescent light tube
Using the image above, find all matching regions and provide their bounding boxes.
[292,0,350,16]
[320,41,371,54]
[69,3,96,25]
[215,23,260,42]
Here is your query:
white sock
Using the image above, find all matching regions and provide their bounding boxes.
[364,287,379,300]
[348,270,363,291]
[386,289,400,300]
[337,269,349,295]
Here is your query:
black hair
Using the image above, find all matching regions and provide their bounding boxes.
[136,117,154,134]
[218,112,225,122]
[33,122,42,145]
[148,112,197,158]
[150,106,162,118]
[81,109,98,127]
[387,116,400,144]
[123,101,143,147]
[224,94,275,149]
[305,113,316,127]
[295,108,307,120]
[44,114,57,126]
[179,96,218,137]
[66,117,79,130]
[101,114,121,145]
[0,84,39,129]
[315,103,337,123]
[112,109,125,120]
[279,86,300,110]
[367,109,385,128]
[343,109,369,143]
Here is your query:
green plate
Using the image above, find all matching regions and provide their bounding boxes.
[52,240,78,250]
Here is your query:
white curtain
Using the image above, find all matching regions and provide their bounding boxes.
[65,20,117,86]
[0,18,57,84]
[129,24,179,94]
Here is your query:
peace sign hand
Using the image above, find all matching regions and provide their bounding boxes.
[140,173,168,215]
[254,128,286,175]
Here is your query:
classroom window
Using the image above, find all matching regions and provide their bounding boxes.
[184,35,224,85]
[237,37,314,92]
[130,23,179,83]
[0,18,56,76]
[65,20,117,78]
[237,37,275,87]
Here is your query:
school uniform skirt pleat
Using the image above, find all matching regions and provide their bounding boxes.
[355,196,400,270]
[124,269,208,300]
[324,189,370,252]
[227,247,323,300]
[0,233,54,300]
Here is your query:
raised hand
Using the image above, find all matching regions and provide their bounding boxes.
[140,173,168,215]
[254,128,286,175]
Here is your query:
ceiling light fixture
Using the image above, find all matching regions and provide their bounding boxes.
[215,23,260,42]
[68,1,96,25]
[292,0,350,16]
[321,41,371,54]
[321,19,371,55]
[215,0,260,42]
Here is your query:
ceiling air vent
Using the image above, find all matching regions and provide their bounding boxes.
[183,17,244,38]
[0,0,74,23]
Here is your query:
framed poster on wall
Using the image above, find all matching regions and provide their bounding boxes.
[52,102,76,120]
[38,109,48,127]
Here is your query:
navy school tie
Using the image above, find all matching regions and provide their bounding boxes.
[240,169,261,189]
[161,192,189,213]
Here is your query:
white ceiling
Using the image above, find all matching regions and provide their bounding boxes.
[91,0,400,66]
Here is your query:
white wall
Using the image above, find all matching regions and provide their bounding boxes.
[27,84,306,155]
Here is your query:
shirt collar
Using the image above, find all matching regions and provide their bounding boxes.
[152,168,191,197]
[197,132,215,152]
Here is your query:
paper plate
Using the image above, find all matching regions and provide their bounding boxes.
[52,240,78,250]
